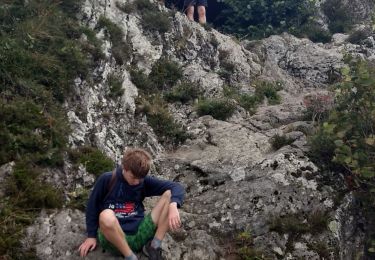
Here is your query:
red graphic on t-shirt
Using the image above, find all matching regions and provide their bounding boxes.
[114,202,135,214]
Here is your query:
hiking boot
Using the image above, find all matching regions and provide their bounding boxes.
[142,241,163,260]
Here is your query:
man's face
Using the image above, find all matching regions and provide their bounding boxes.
[124,170,143,185]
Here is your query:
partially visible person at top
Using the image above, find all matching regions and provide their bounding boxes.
[78,148,185,260]
[184,0,207,24]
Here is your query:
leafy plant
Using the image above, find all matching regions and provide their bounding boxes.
[164,82,201,103]
[196,98,236,120]
[213,0,317,40]
[107,73,124,98]
[69,146,114,177]
[308,60,375,256]
[270,134,294,150]
[96,16,131,65]
[322,0,353,33]
[138,95,190,146]
[149,58,183,90]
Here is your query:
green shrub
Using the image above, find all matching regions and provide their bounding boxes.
[133,0,155,11]
[130,68,153,92]
[68,187,90,210]
[213,0,317,40]
[107,73,124,98]
[164,82,201,103]
[235,231,266,260]
[96,16,131,64]
[0,98,68,166]
[322,0,353,33]
[238,94,261,114]
[149,58,183,90]
[255,81,282,105]
[142,11,171,33]
[139,95,190,146]
[293,21,332,43]
[116,1,136,13]
[196,98,236,120]
[270,134,294,150]
[127,0,171,34]
[347,27,373,44]
[69,146,114,177]
[1,162,63,258]
[308,60,375,255]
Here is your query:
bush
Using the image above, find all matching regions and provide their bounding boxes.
[107,73,124,98]
[164,82,201,103]
[293,21,332,43]
[237,94,260,114]
[322,0,353,33]
[303,92,334,123]
[196,98,236,120]
[212,0,317,40]
[142,11,171,33]
[255,81,282,105]
[308,60,375,256]
[347,27,373,44]
[130,68,153,92]
[69,146,114,177]
[96,16,131,64]
[1,162,63,258]
[270,134,294,150]
[149,58,183,90]
[138,95,190,146]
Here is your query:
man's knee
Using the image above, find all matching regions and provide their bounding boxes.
[99,209,117,229]
[162,190,171,201]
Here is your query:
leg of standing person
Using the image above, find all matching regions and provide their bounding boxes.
[184,0,195,21]
[197,5,206,24]
[197,0,207,24]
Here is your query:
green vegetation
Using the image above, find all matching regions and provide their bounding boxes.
[0,1,102,257]
[117,0,171,33]
[138,95,190,146]
[347,27,373,44]
[322,0,353,34]
[96,16,131,65]
[131,58,183,93]
[269,211,329,253]
[214,0,318,40]
[107,73,124,98]
[308,60,375,257]
[1,162,63,258]
[196,98,236,120]
[235,231,266,260]
[149,58,183,90]
[222,81,282,115]
[69,146,114,177]
[68,187,91,211]
[270,134,294,150]
[164,82,201,104]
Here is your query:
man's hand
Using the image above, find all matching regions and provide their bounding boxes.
[78,237,97,257]
[168,202,181,231]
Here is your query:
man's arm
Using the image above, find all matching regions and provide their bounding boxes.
[79,172,111,257]
[144,176,185,207]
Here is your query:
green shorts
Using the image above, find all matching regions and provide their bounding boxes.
[98,214,157,254]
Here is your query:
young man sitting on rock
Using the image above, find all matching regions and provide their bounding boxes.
[78,148,185,260]
[184,0,207,24]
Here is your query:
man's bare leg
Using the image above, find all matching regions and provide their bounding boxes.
[186,6,195,22]
[99,209,133,257]
[151,190,171,240]
[198,6,206,24]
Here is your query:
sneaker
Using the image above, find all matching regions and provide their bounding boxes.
[142,241,163,260]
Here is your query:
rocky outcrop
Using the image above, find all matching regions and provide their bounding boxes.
[20,0,375,259]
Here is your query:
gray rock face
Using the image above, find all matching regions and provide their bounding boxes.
[20,0,375,259]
